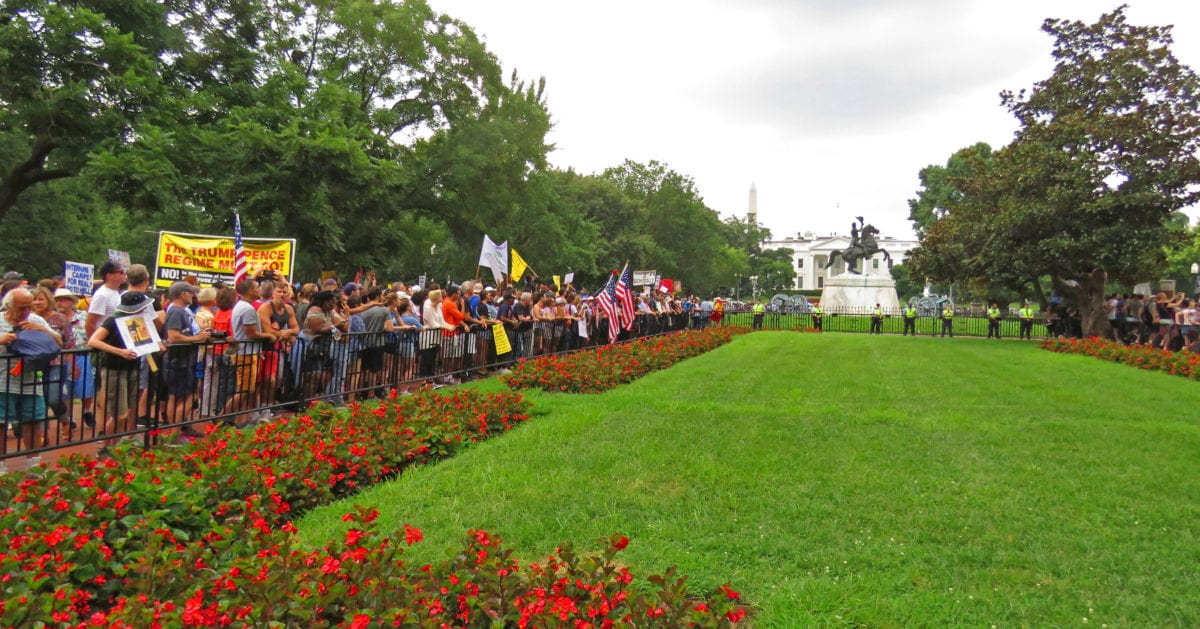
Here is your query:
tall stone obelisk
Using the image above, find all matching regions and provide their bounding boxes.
[748,183,758,225]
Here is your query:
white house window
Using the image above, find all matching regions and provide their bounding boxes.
[872,258,880,269]
[797,258,804,269]
[817,277,824,288]
[887,258,894,269]
[797,277,804,289]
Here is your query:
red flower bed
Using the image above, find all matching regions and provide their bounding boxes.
[505,328,747,394]
[1040,336,1200,379]
[0,389,748,627]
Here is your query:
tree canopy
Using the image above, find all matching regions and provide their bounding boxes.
[907,7,1200,335]
[0,0,752,295]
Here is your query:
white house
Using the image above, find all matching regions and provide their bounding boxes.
[762,231,920,290]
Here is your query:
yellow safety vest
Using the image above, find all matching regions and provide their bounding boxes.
[1019,307,1033,319]
[872,308,882,316]
[752,303,765,314]
[905,308,916,318]
[942,308,954,319]
[988,308,1000,319]
[812,307,822,315]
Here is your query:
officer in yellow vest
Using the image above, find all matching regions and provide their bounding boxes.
[752,300,765,329]
[902,304,917,336]
[869,303,883,334]
[986,302,1002,339]
[941,304,954,338]
[810,304,823,331]
[1018,302,1035,340]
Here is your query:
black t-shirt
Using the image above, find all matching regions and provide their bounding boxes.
[99,316,141,371]
[497,301,515,327]
[512,303,533,330]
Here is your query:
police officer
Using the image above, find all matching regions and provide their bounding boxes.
[902,303,917,336]
[986,302,1002,339]
[751,300,765,329]
[1018,302,1035,340]
[941,304,954,338]
[869,303,883,334]
[810,303,823,331]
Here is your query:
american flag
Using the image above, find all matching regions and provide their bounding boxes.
[232,212,248,286]
[595,272,621,343]
[615,263,636,331]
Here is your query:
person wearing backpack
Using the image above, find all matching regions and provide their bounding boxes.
[1,287,64,458]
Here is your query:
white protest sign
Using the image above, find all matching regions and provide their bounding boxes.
[63,261,94,296]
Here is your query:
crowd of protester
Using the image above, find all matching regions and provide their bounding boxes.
[0,265,717,462]
[1085,291,1200,352]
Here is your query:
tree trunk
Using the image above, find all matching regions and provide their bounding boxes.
[1051,271,1109,338]
[0,138,72,219]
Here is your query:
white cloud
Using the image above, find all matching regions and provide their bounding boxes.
[429,0,1200,241]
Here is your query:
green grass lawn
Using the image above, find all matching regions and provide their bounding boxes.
[296,333,1200,627]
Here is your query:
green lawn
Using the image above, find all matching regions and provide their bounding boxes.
[297,333,1200,627]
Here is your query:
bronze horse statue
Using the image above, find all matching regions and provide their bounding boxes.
[823,223,891,274]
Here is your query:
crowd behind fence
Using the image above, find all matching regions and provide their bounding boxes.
[0,313,695,463]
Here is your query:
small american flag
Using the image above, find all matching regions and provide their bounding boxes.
[615,263,636,331]
[595,272,621,343]
[233,212,248,287]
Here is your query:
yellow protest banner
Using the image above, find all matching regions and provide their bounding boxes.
[492,324,512,355]
[553,275,561,292]
[510,248,531,282]
[155,231,296,288]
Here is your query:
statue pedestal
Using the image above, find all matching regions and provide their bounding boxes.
[820,272,901,313]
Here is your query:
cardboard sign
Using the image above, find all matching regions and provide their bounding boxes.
[107,249,130,269]
[63,261,94,296]
[632,270,656,286]
[114,311,162,358]
[492,323,511,355]
[154,230,296,288]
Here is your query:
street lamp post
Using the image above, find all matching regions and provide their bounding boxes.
[750,275,759,301]
[734,273,741,301]
[1191,262,1199,297]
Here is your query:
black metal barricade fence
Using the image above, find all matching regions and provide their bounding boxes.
[0,315,689,462]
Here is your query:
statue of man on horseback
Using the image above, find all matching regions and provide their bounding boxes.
[824,216,892,275]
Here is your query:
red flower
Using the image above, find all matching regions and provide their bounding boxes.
[404,523,423,546]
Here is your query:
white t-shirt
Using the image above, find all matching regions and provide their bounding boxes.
[420,302,444,349]
[88,285,122,318]
[231,299,262,355]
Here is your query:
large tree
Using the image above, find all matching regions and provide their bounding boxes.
[907,142,994,239]
[909,7,1200,336]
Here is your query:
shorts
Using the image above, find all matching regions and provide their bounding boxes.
[164,362,197,398]
[0,391,47,426]
[259,350,280,380]
[233,354,261,393]
[98,368,138,418]
[71,354,95,399]
[398,342,415,358]
[360,346,385,372]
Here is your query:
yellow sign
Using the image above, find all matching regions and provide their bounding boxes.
[510,248,530,282]
[492,323,511,355]
[553,275,561,292]
[154,231,296,288]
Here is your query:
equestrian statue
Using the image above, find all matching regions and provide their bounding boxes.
[823,216,892,275]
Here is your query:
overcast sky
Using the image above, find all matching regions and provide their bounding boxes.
[428,1,1200,241]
